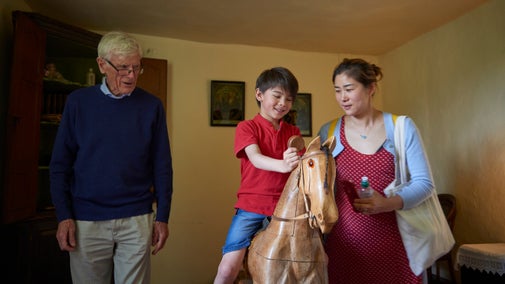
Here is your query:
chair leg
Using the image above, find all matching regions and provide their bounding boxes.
[436,262,441,281]
[427,266,433,282]
[433,257,455,283]
[447,256,455,282]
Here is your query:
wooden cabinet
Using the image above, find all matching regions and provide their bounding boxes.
[1,11,167,283]
[1,211,72,284]
[2,11,102,224]
[2,11,168,224]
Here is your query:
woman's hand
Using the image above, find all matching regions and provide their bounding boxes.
[353,191,403,214]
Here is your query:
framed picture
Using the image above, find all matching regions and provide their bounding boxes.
[284,93,312,137]
[210,80,245,126]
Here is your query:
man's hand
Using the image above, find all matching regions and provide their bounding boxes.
[56,219,76,251]
[151,221,169,255]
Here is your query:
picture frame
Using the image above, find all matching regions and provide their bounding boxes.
[210,80,245,126]
[284,93,312,137]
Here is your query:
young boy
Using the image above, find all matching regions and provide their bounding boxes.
[214,67,302,284]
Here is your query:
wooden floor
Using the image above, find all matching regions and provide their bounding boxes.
[237,271,455,283]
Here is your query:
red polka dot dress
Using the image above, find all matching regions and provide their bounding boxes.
[325,118,421,284]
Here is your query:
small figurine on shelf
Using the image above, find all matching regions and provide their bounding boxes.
[44,63,65,81]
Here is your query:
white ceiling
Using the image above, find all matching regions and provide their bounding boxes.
[24,0,487,55]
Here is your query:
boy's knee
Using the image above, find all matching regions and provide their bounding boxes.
[219,262,239,276]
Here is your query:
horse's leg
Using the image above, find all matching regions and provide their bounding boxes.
[291,261,328,284]
[246,249,261,283]
[248,254,288,284]
[235,248,252,283]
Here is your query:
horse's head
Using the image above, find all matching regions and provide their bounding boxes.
[299,136,338,234]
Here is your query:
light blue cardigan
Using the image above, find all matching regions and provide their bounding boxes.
[317,112,434,209]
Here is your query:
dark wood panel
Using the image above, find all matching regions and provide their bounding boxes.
[2,12,46,224]
[137,57,168,110]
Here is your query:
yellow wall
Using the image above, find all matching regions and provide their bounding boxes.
[380,0,505,249]
[2,0,503,283]
[125,34,378,282]
[1,3,372,282]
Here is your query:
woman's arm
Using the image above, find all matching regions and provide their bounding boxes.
[396,117,435,209]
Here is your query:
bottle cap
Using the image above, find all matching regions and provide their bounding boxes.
[361,176,369,188]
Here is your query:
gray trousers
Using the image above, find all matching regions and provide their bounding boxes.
[70,213,153,284]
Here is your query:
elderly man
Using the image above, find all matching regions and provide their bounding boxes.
[50,31,173,284]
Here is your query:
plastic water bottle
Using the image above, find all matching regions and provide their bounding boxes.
[87,68,95,86]
[358,176,374,198]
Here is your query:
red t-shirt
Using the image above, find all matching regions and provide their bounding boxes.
[233,114,301,215]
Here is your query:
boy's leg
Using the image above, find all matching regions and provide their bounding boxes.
[215,248,247,284]
[214,209,267,284]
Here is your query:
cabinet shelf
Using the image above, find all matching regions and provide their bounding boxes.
[43,79,84,93]
[42,80,84,119]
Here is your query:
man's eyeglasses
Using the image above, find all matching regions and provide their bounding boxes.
[103,58,143,76]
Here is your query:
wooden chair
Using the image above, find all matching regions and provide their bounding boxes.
[428,193,457,283]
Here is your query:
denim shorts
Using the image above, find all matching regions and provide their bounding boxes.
[221,209,269,255]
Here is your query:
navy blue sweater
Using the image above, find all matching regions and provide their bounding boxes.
[50,85,173,222]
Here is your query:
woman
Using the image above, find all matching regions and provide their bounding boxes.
[318,58,434,283]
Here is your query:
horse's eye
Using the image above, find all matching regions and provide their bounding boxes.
[308,159,314,167]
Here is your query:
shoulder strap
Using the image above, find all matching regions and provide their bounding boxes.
[327,118,339,138]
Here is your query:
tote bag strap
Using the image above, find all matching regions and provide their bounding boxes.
[394,115,408,184]
[393,114,456,275]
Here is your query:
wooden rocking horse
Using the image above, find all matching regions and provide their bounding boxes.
[246,135,338,283]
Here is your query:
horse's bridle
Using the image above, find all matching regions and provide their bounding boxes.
[271,145,332,229]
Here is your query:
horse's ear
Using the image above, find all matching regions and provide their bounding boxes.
[322,135,336,152]
[306,136,322,153]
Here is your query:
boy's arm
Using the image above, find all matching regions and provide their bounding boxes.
[244,144,299,173]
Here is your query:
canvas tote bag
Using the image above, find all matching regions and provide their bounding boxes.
[384,115,455,276]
